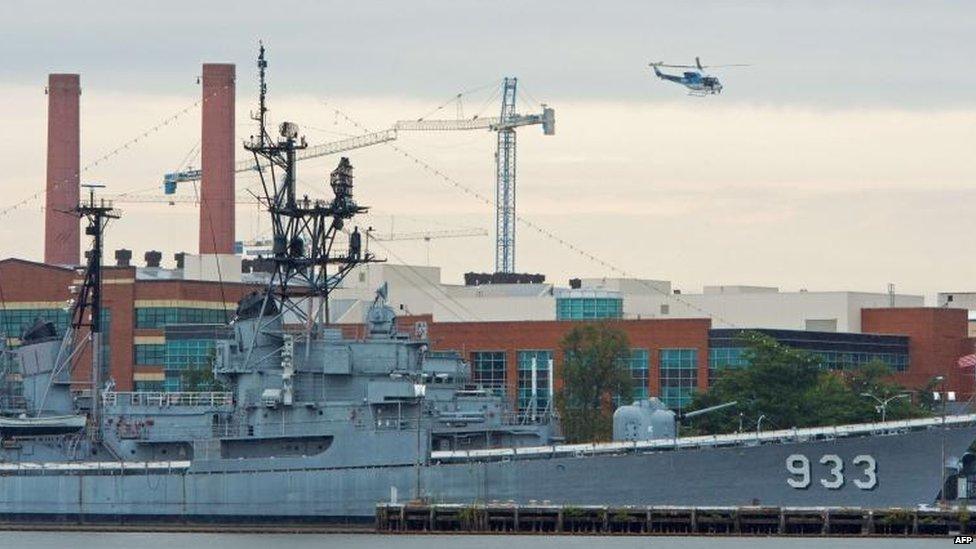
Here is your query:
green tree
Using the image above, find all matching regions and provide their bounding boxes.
[555,323,632,443]
[687,332,927,435]
[180,348,225,392]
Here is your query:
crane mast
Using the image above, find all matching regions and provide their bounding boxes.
[495,77,518,273]
[158,75,554,275]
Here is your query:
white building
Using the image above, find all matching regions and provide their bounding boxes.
[324,264,924,332]
[578,279,922,332]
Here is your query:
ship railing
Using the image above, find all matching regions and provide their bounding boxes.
[103,391,234,408]
[430,413,976,463]
[0,395,27,411]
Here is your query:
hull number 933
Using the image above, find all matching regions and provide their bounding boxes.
[786,454,877,490]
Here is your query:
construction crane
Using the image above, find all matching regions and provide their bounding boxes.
[371,228,488,242]
[236,227,487,267]
[395,78,555,273]
[162,129,397,193]
[160,78,553,273]
[102,194,261,206]
[370,227,489,266]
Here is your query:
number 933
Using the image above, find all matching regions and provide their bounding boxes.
[785,454,877,490]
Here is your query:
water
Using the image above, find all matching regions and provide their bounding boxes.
[0,533,954,549]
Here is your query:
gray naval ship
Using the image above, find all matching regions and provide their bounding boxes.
[1,46,975,523]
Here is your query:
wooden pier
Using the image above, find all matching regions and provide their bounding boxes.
[376,502,976,537]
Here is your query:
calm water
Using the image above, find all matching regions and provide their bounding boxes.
[0,533,955,549]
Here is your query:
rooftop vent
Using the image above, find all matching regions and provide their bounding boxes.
[114,249,132,267]
[144,250,162,268]
[464,272,546,286]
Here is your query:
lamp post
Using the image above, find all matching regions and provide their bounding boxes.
[756,414,767,440]
[860,392,909,423]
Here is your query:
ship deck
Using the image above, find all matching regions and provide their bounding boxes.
[430,413,976,463]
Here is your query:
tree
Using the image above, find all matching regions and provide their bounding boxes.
[180,348,225,392]
[555,323,633,443]
[687,332,927,435]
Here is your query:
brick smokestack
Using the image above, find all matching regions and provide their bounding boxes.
[199,64,235,254]
[44,74,81,265]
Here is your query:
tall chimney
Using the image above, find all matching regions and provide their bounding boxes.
[199,63,235,255]
[44,74,81,265]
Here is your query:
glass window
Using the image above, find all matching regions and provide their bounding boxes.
[135,307,229,329]
[659,348,698,409]
[555,297,623,320]
[616,348,649,404]
[0,308,70,343]
[134,344,166,366]
[134,381,163,392]
[470,351,506,393]
[164,339,217,372]
[517,350,552,415]
[708,347,748,385]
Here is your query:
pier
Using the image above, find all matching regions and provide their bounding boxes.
[376,503,976,537]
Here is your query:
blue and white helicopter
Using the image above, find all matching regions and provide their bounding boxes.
[649,57,749,96]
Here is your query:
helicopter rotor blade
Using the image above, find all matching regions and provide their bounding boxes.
[703,63,752,68]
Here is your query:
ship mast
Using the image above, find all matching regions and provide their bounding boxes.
[70,184,119,431]
[244,43,377,338]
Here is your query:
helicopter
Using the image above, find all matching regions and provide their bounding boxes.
[649,57,749,96]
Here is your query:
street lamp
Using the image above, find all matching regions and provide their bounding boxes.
[860,392,909,423]
[756,414,767,440]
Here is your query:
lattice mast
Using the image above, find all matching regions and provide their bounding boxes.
[244,43,376,335]
[495,78,518,273]
[70,184,119,429]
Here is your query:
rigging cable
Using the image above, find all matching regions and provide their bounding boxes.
[323,103,740,328]
[0,82,233,221]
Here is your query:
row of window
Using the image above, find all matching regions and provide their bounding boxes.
[135,307,229,329]
[134,343,166,366]
[555,298,623,320]
[707,346,910,386]
[0,309,70,340]
[165,339,218,371]
[134,381,164,392]
[472,348,698,411]
[812,350,909,372]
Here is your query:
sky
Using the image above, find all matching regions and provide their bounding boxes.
[1,1,974,300]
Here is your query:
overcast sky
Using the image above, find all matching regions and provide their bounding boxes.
[1,1,974,300]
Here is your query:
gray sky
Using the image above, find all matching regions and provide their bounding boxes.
[1,1,974,299]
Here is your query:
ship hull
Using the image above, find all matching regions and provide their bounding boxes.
[0,425,972,522]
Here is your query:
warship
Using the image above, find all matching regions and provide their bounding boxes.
[0,46,974,523]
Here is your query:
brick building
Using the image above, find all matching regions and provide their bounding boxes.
[1,258,973,408]
[0,258,259,391]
